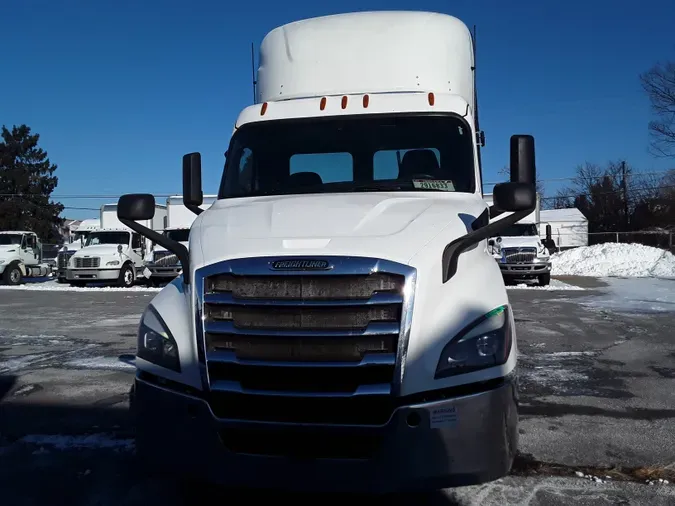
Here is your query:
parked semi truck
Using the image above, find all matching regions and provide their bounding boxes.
[0,231,53,285]
[146,195,216,285]
[118,11,538,493]
[56,218,101,283]
[484,192,552,285]
[66,204,166,287]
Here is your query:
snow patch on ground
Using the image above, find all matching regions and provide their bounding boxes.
[584,278,675,314]
[0,280,161,292]
[64,357,135,371]
[552,243,675,278]
[19,434,135,451]
[507,279,586,291]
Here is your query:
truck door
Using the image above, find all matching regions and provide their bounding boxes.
[20,234,38,265]
[130,233,145,267]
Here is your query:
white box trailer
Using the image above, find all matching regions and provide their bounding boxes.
[539,208,588,250]
[66,203,166,287]
[119,11,541,493]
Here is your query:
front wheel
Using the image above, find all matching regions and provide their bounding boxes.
[2,263,22,285]
[538,273,551,286]
[118,263,135,288]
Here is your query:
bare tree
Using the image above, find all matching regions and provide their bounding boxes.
[640,61,675,157]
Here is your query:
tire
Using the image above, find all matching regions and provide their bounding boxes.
[2,263,23,285]
[69,281,86,288]
[118,263,135,288]
[538,273,551,286]
[57,277,67,284]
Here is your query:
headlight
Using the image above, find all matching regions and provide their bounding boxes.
[137,306,180,372]
[106,260,120,266]
[435,305,512,379]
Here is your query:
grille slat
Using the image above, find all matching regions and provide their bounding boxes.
[152,251,178,266]
[199,261,411,427]
[74,257,100,268]
[503,247,537,263]
[204,321,400,337]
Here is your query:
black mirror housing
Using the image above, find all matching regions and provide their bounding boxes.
[493,182,536,212]
[183,152,203,207]
[510,135,535,185]
[118,194,156,221]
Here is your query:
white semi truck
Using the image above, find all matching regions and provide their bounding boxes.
[66,204,166,287]
[484,192,552,285]
[117,11,538,493]
[0,231,53,285]
[56,218,101,283]
[146,195,216,285]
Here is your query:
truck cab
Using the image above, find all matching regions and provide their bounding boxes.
[0,231,51,285]
[484,193,552,285]
[117,11,538,493]
[56,218,101,282]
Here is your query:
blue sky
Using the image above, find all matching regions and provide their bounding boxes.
[3,0,674,220]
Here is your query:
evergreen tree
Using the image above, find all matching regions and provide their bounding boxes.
[0,125,64,242]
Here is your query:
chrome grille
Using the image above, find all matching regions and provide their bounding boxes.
[502,247,537,263]
[74,257,100,268]
[152,250,178,266]
[57,251,74,269]
[196,257,415,427]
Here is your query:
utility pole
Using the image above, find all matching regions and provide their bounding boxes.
[621,160,629,230]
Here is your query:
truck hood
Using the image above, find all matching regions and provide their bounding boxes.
[495,236,543,249]
[192,193,486,266]
[72,244,127,257]
[64,242,84,252]
[0,245,20,256]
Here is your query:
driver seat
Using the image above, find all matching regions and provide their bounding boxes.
[398,149,441,179]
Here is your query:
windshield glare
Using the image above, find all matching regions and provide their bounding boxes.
[219,115,476,199]
[165,229,190,242]
[0,234,22,245]
[85,232,130,246]
[499,224,539,237]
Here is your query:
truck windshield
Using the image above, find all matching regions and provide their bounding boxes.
[219,114,475,199]
[85,231,130,246]
[0,234,23,245]
[498,224,539,237]
[164,229,190,242]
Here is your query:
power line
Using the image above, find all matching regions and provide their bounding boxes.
[541,184,675,201]
[483,169,673,186]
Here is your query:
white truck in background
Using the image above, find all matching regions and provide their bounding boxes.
[146,195,216,285]
[0,231,53,285]
[117,11,539,493]
[484,192,552,286]
[56,218,101,283]
[66,204,166,287]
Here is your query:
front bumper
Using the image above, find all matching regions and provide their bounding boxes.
[148,265,181,278]
[499,261,551,276]
[134,373,518,493]
[66,268,120,281]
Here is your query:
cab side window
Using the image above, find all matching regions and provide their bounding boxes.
[132,234,143,249]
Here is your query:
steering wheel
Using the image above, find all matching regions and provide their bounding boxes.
[407,173,436,180]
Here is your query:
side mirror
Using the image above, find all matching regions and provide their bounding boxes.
[117,244,123,253]
[488,239,495,247]
[493,182,536,212]
[183,152,203,207]
[118,194,156,221]
[546,224,552,241]
[509,135,535,185]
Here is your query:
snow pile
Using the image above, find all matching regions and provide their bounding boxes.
[0,280,161,292]
[551,243,675,278]
[507,279,585,291]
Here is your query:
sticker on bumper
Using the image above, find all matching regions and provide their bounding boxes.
[430,405,458,429]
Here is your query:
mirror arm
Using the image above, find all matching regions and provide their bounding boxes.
[186,204,203,216]
[488,205,504,219]
[442,207,533,283]
[119,218,191,285]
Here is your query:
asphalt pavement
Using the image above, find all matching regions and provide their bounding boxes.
[0,280,674,505]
